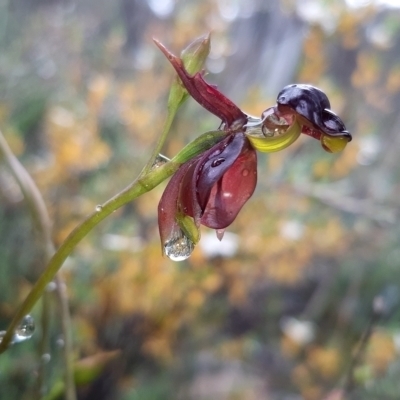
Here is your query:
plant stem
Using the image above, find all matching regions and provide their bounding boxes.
[141,107,177,175]
[0,131,77,400]
[0,130,224,354]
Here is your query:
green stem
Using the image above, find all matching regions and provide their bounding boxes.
[0,130,224,354]
[0,131,78,400]
[141,106,177,175]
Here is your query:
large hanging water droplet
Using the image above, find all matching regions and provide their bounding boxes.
[13,315,35,343]
[152,154,170,169]
[164,232,194,261]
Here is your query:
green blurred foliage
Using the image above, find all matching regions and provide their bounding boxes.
[1,0,400,399]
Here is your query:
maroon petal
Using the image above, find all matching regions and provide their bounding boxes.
[154,40,246,128]
[179,133,246,226]
[158,156,201,246]
[201,135,257,229]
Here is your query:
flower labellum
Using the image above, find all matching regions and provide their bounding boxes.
[274,84,352,152]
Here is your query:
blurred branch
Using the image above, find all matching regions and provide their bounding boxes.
[343,313,377,395]
[54,275,76,400]
[36,290,51,399]
[293,182,397,224]
[0,131,77,400]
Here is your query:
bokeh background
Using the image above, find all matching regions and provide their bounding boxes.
[1,0,400,399]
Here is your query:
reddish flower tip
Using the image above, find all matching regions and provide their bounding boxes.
[154,39,246,128]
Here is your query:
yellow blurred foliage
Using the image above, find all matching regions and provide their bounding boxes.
[281,334,303,358]
[306,346,341,379]
[386,64,400,94]
[142,335,173,363]
[300,27,327,83]
[43,106,111,181]
[351,51,380,88]
[87,74,111,114]
[2,127,24,156]
[366,330,396,375]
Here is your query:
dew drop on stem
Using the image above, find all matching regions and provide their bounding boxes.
[152,153,170,169]
[0,315,36,346]
[95,205,103,212]
[164,231,194,261]
[13,314,35,343]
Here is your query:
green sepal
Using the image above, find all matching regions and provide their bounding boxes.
[176,214,201,245]
[167,34,211,111]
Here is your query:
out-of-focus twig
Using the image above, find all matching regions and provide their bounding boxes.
[293,182,397,224]
[0,131,77,400]
[36,290,51,398]
[54,275,76,400]
[342,295,387,396]
[342,314,376,395]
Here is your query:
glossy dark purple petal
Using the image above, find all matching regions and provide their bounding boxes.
[201,137,257,229]
[179,134,242,226]
[321,109,350,137]
[178,133,257,230]
[277,84,331,111]
[276,84,351,140]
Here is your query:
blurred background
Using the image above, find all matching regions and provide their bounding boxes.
[1,0,400,399]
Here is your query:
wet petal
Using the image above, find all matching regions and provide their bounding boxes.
[180,134,244,225]
[201,135,257,229]
[158,157,200,247]
[277,84,329,129]
[321,109,350,137]
[196,134,247,210]
[276,84,351,141]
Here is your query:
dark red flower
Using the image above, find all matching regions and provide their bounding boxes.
[155,40,351,259]
[158,131,257,259]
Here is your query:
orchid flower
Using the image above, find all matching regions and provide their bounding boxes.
[154,39,351,261]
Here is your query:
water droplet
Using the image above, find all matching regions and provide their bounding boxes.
[242,169,249,177]
[152,154,170,169]
[56,337,65,348]
[13,315,35,343]
[261,125,275,137]
[0,330,6,344]
[211,158,225,167]
[164,232,194,261]
[95,205,103,212]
